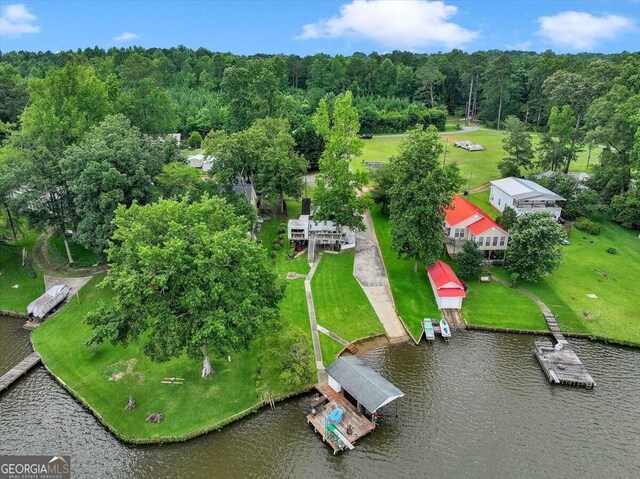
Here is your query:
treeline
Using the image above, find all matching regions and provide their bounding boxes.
[1,47,635,137]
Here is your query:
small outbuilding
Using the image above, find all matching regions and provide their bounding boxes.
[427,260,466,310]
[27,284,69,319]
[325,355,404,415]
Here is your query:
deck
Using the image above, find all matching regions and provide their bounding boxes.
[0,352,41,393]
[306,386,375,454]
[534,313,595,389]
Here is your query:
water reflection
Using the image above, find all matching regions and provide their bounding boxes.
[1,324,639,479]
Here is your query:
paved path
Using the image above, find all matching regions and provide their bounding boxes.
[317,325,349,346]
[353,212,408,342]
[304,258,327,384]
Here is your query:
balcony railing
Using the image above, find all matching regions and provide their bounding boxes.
[513,200,562,209]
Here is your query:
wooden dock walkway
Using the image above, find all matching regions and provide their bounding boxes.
[306,385,375,454]
[0,352,41,393]
[534,313,595,389]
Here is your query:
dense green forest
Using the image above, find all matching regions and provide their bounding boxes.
[0,47,639,255]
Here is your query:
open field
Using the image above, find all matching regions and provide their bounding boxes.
[311,251,384,345]
[495,217,640,345]
[356,129,602,189]
[0,232,44,312]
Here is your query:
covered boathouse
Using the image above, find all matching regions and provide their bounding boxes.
[307,356,404,454]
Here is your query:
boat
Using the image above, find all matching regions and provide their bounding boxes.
[423,318,435,341]
[439,319,451,339]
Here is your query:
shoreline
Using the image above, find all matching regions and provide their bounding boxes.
[23,327,640,445]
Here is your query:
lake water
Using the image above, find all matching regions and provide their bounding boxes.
[1,317,639,478]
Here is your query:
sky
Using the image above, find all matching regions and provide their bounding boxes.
[0,0,639,55]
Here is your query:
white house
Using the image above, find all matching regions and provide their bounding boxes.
[490,177,565,219]
[287,201,355,261]
[443,195,508,258]
[426,260,466,310]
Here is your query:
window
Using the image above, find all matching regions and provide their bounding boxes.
[477,237,484,246]
[454,228,465,238]
[499,236,506,246]
[498,198,501,206]
[493,237,498,246]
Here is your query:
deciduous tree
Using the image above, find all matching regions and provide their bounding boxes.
[388,125,462,272]
[86,196,281,378]
[61,114,164,252]
[506,212,564,282]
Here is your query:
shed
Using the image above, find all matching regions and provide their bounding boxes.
[426,260,466,310]
[27,284,69,319]
[325,356,404,414]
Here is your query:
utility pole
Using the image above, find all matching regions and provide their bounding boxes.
[468,172,473,192]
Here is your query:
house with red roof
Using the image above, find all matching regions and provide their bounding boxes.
[443,195,509,258]
[426,260,466,310]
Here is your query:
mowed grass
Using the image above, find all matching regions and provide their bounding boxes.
[462,278,547,330]
[370,206,440,340]
[466,190,499,219]
[48,234,105,266]
[356,130,602,189]
[0,232,44,312]
[504,218,640,344]
[32,275,280,442]
[311,252,384,344]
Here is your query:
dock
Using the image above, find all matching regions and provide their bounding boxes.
[306,385,375,454]
[0,352,41,393]
[534,313,595,389]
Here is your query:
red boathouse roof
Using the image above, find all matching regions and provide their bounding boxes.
[444,195,506,236]
[426,260,466,298]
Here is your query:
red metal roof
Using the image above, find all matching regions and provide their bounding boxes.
[445,195,506,235]
[426,260,466,298]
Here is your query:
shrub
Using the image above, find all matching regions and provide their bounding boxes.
[574,217,601,235]
[606,247,617,255]
[509,272,520,288]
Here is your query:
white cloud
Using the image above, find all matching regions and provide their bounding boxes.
[536,11,634,50]
[297,0,478,50]
[113,31,140,42]
[506,41,533,51]
[0,3,40,37]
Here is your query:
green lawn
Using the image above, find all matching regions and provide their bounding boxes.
[499,217,640,345]
[370,206,440,340]
[462,278,547,330]
[466,190,499,219]
[311,252,384,346]
[319,333,345,362]
[30,203,318,443]
[356,129,602,189]
[0,232,44,312]
[48,234,105,267]
[32,276,275,442]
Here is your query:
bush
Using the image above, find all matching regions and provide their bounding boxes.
[606,247,617,255]
[509,272,520,288]
[574,217,601,235]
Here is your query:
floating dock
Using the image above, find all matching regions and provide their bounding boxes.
[306,386,375,454]
[0,352,41,393]
[534,313,595,389]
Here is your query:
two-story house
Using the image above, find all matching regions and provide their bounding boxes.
[443,195,509,259]
[489,177,565,219]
